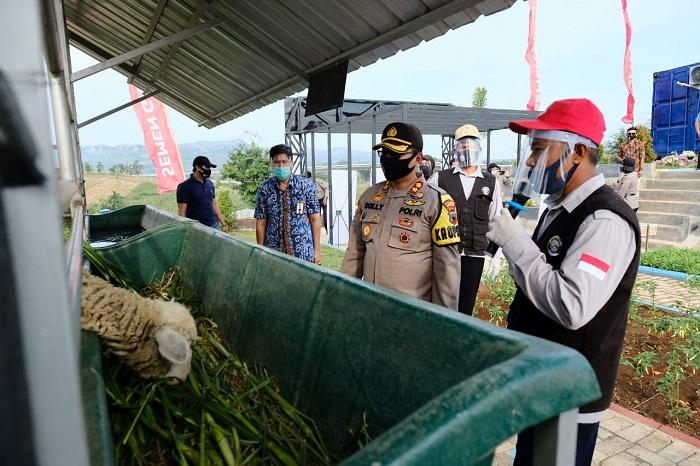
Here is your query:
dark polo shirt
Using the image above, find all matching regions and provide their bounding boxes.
[176,174,217,227]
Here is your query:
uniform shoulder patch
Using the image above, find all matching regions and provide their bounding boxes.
[431,193,460,246]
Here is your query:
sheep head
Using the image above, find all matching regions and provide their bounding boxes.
[153,299,198,383]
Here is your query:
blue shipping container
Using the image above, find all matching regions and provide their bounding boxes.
[651,62,700,157]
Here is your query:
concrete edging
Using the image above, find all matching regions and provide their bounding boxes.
[609,404,700,448]
[638,265,689,282]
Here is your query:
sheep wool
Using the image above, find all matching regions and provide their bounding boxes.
[81,270,197,379]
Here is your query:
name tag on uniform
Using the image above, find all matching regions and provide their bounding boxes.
[296,199,304,214]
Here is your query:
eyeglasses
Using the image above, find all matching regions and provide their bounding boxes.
[271,159,292,167]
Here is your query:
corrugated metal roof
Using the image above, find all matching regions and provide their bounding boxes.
[64,0,517,128]
[285,98,541,135]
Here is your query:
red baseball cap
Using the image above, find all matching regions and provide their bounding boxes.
[508,98,606,145]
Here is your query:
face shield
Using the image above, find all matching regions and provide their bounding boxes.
[511,130,597,202]
[453,137,482,168]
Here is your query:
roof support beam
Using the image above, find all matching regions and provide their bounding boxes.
[128,0,169,83]
[205,0,487,124]
[70,17,222,82]
[144,1,211,92]
[305,0,485,76]
[68,32,215,123]
[78,90,160,128]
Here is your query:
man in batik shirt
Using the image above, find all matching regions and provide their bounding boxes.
[616,127,645,177]
[254,144,322,264]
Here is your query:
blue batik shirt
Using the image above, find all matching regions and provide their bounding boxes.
[254,175,320,262]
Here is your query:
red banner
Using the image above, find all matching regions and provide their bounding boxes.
[525,0,540,111]
[129,85,185,193]
[621,0,635,124]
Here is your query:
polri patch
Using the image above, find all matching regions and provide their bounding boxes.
[399,207,422,217]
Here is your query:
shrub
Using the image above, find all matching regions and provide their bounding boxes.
[89,191,125,213]
[217,190,239,231]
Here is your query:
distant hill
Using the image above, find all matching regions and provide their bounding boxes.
[80,140,374,173]
[81,140,246,174]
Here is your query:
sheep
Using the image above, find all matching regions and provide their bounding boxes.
[81,270,197,382]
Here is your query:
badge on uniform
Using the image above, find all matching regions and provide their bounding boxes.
[296,199,305,215]
[409,181,424,197]
[442,198,458,225]
[546,235,562,256]
[398,217,414,228]
[399,232,411,244]
[432,193,460,247]
[363,225,372,238]
[481,186,491,196]
[372,191,385,202]
[404,199,425,206]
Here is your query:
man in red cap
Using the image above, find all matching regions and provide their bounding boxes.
[486,99,641,466]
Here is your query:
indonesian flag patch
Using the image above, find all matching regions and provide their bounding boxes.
[577,253,610,280]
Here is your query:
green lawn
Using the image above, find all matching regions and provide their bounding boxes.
[86,177,248,215]
[231,230,345,272]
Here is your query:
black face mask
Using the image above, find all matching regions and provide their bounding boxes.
[627,134,636,141]
[200,167,211,178]
[419,164,433,180]
[380,153,416,181]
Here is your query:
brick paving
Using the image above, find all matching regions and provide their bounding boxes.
[634,273,700,311]
[491,409,700,465]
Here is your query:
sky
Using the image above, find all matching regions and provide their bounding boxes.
[72,0,700,159]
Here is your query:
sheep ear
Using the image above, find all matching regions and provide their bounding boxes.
[154,326,191,364]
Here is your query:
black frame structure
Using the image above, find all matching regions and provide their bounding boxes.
[285,97,539,244]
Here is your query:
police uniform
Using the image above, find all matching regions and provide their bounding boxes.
[341,177,461,309]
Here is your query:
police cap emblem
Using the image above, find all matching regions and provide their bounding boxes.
[546,235,563,256]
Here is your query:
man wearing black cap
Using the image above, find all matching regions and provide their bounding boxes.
[176,155,229,231]
[341,122,461,309]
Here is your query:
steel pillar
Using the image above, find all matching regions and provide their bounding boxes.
[441,135,455,168]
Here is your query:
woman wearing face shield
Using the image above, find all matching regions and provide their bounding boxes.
[486,99,641,466]
[429,124,502,316]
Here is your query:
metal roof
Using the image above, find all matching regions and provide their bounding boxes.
[285,97,541,135]
[64,0,518,128]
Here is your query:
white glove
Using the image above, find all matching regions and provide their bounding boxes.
[486,207,523,247]
[482,255,493,277]
[488,255,502,279]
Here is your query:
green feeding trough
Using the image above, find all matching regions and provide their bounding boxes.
[83,205,600,466]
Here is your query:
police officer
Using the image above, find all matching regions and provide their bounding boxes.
[341,122,460,309]
[429,124,502,315]
[486,99,641,466]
